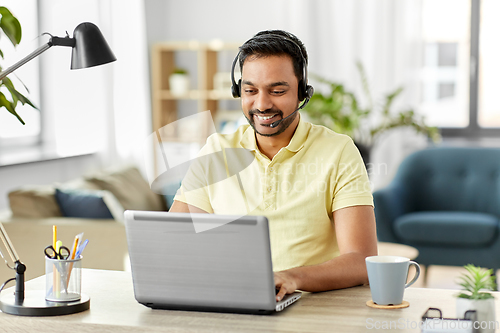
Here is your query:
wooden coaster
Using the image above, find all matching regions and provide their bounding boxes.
[366,300,409,309]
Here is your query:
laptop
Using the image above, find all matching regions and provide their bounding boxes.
[124,210,302,314]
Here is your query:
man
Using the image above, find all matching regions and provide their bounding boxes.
[170,30,377,302]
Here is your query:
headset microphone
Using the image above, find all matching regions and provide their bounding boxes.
[269,108,299,128]
[269,94,312,128]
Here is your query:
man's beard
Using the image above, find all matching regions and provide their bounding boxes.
[246,108,298,137]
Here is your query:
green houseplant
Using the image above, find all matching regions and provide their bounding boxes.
[456,264,496,332]
[0,6,37,124]
[457,264,496,300]
[304,61,440,163]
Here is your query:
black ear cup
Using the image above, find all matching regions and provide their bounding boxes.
[305,85,314,100]
[231,78,241,98]
[298,82,314,101]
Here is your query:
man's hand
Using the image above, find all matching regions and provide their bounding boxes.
[274,270,298,302]
[273,206,377,294]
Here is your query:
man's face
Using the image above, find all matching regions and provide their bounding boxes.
[240,55,300,137]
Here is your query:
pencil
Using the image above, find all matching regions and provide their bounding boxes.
[70,236,79,260]
[52,225,57,248]
[66,235,80,288]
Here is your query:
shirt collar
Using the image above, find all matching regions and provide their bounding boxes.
[240,125,258,151]
[239,117,308,153]
[285,117,307,153]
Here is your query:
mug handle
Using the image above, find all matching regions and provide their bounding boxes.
[405,261,420,288]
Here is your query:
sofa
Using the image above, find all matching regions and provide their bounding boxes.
[373,147,500,275]
[0,165,167,283]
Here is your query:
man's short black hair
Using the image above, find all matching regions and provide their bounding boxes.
[238,30,308,84]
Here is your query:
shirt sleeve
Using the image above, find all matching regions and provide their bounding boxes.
[173,137,218,214]
[331,139,374,212]
[173,163,214,214]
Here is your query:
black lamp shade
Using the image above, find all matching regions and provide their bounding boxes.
[70,22,116,70]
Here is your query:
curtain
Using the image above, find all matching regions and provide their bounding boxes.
[102,0,152,175]
[283,0,428,189]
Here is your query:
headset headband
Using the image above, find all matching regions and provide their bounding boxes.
[230,33,313,101]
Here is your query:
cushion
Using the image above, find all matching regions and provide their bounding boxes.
[162,180,182,211]
[85,166,166,211]
[8,186,62,218]
[55,188,114,219]
[394,211,499,247]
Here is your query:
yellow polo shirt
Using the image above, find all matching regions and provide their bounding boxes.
[174,119,373,271]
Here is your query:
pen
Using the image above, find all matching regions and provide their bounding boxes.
[75,239,89,258]
[55,240,62,254]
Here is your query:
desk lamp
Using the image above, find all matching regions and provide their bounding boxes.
[0,22,115,316]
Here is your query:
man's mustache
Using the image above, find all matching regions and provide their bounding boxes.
[248,109,283,117]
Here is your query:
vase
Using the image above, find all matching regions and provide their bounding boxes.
[169,74,190,96]
[456,298,496,333]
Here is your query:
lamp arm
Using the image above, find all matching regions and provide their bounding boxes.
[0,222,19,263]
[0,33,77,81]
[0,222,25,303]
[0,42,52,81]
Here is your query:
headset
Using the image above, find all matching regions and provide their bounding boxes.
[230,33,314,105]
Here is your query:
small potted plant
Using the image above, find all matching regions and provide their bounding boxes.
[169,67,190,96]
[456,264,496,333]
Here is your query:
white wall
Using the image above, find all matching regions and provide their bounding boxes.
[144,0,288,44]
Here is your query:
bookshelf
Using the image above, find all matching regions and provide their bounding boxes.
[150,40,241,143]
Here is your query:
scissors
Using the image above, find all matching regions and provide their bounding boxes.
[44,245,70,260]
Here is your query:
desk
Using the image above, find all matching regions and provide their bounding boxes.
[0,269,497,332]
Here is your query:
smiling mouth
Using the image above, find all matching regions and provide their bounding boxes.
[256,114,277,121]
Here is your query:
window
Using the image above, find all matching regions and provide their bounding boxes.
[478,0,500,128]
[419,0,499,137]
[0,0,40,147]
[419,0,470,129]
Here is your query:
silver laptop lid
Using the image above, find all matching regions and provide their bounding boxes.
[124,211,277,312]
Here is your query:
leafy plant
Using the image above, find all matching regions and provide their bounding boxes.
[172,67,188,75]
[0,6,37,125]
[304,61,440,148]
[456,264,496,300]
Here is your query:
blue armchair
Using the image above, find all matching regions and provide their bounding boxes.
[373,147,500,276]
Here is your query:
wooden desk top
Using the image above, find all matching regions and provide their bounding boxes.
[0,269,496,332]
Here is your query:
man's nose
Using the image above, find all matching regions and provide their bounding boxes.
[254,92,273,112]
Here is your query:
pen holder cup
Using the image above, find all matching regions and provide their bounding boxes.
[45,256,82,302]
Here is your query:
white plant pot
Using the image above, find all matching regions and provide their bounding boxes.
[169,74,190,96]
[456,298,496,333]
